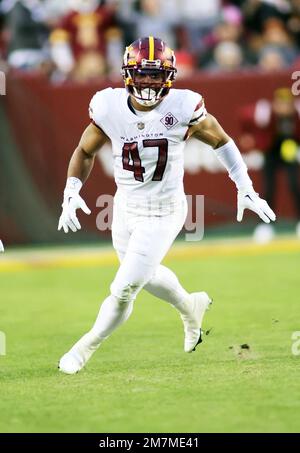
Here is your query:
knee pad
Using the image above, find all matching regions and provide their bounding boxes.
[110,280,140,304]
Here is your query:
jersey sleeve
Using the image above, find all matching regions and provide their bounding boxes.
[88,88,112,129]
[188,94,207,126]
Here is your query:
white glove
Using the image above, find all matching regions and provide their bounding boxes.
[237,188,276,224]
[58,177,91,233]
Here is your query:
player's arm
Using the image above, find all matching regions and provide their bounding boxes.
[189,113,276,224]
[188,113,230,149]
[58,123,108,233]
[67,122,108,182]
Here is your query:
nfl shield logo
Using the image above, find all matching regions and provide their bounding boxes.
[137,122,145,130]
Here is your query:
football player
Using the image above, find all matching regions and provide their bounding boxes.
[58,37,275,374]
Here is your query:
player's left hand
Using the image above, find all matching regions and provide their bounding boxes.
[237,188,276,224]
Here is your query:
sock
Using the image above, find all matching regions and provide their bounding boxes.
[144,265,192,315]
[70,295,133,356]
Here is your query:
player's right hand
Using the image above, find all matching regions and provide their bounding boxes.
[58,178,91,233]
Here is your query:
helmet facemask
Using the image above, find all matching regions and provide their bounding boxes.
[121,37,177,107]
[125,67,174,107]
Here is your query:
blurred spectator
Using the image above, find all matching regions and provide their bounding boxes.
[114,0,138,45]
[240,88,300,239]
[208,41,244,72]
[2,0,50,71]
[0,0,299,78]
[243,1,298,69]
[117,0,178,49]
[212,4,244,46]
[260,19,297,63]
[175,0,221,55]
[200,4,245,69]
[258,45,287,70]
[243,0,288,34]
[174,49,196,78]
[287,0,300,48]
[49,0,122,81]
[42,0,72,27]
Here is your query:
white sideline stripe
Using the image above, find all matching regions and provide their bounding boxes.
[0,238,299,272]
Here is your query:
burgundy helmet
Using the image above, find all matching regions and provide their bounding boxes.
[121,36,177,106]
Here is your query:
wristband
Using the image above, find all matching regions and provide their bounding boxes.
[65,177,83,192]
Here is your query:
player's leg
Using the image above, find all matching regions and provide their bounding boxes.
[131,198,211,352]
[84,209,192,348]
[59,226,182,374]
[144,265,212,352]
[115,247,193,317]
[59,198,209,373]
[59,198,174,374]
[59,251,156,374]
[115,200,212,353]
[59,199,133,374]
[144,264,190,312]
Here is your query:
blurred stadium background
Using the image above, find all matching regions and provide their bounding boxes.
[1,0,300,434]
[1,0,300,246]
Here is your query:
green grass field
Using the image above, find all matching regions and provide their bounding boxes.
[0,240,300,433]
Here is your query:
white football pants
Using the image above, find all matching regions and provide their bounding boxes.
[74,193,192,349]
[110,193,188,301]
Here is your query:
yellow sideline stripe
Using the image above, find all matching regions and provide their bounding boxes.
[0,251,118,272]
[0,238,299,272]
[149,36,154,60]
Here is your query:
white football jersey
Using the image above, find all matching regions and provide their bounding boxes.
[89,88,206,202]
